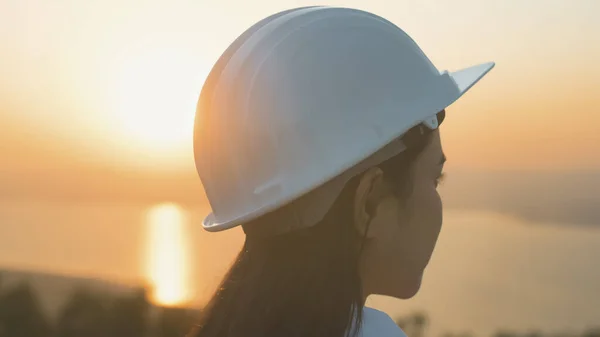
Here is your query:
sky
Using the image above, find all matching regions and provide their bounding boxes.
[1,0,600,315]
[1,0,599,202]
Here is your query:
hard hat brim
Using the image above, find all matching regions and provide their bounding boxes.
[449,62,496,95]
[202,61,495,232]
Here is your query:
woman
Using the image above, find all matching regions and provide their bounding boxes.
[192,6,494,337]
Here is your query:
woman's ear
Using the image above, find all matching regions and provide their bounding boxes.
[353,167,386,237]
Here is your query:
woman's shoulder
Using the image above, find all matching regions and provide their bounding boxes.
[357,307,408,337]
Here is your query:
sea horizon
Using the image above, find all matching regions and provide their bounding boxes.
[1,199,599,337]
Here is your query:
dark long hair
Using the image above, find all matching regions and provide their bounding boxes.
[191,117,439,337]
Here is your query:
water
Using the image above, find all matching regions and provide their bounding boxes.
[146,203,191,305]
[0,199,598,336]
[368,210,600,336]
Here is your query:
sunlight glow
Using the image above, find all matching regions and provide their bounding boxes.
[111,42,199,152]
[146,203,191,306]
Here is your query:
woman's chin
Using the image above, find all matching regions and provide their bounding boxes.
[394,273,424,299]
[370,273,423,299]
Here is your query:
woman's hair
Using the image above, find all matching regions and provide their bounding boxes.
[191,124,436,337]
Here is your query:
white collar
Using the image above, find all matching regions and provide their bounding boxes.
[357,307,407,337]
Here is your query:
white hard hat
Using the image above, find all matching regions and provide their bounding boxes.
[194,6,494,232]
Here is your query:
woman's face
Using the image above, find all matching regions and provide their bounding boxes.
[355,130,445,299]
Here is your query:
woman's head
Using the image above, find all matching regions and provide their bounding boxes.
[193,118,444,337]
[355,129,445,299]
[193,6,493,336]
[241,111,446,299]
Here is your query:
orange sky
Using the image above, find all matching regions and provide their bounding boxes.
[1,0,599,203]
[1,0,599,314]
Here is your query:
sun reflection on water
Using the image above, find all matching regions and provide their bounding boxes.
[146,203,191,306]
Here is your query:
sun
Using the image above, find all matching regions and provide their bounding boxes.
[111,42,201,152]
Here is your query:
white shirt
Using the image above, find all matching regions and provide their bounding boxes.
[357,307,408,337]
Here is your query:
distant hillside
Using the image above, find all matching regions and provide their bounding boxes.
[0,268,141,321]
[440,170,600,226]
[1,166,598,227]
[0,268,202,337]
